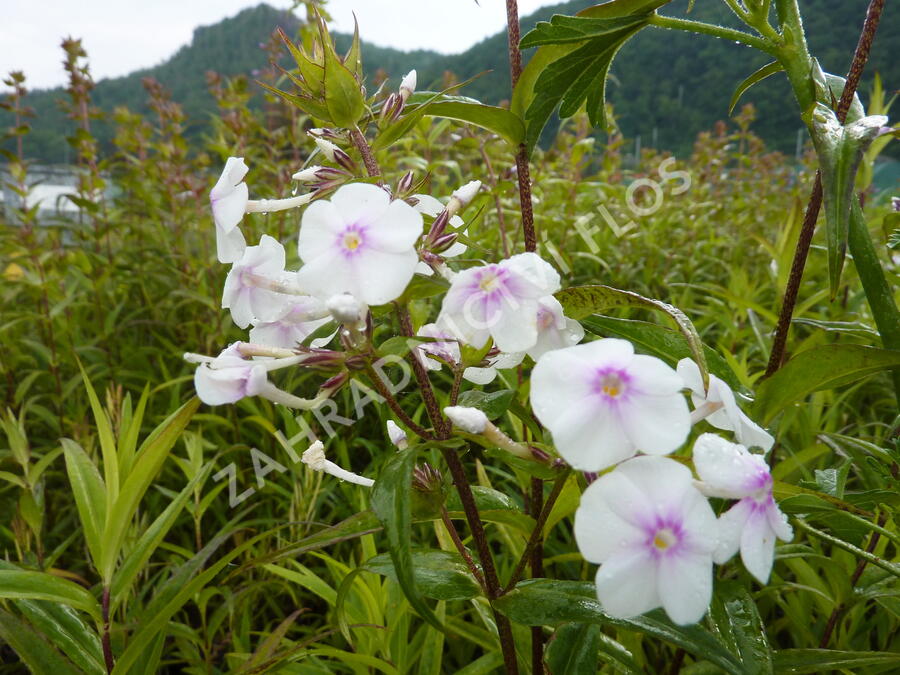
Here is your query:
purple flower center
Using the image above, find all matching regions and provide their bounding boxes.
[337,223,367,257]
[594,368,630,399]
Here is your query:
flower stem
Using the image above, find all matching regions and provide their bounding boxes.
[363,361,433,440]
[440,445,519,674]
[503,472,568,593]
[440,505,487,592]
[350,127,381,180]
[102,586,114,673]
[765,0,886,377]
[504,0,536,254]
[396,305,448,436]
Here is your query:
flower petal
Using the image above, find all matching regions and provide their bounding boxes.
[713,498,753,564]
[551,401,635,471]
[216,223,246,264]
[740,506,776,584]
[298,200,346,260]
[501,252,561,297]
[331,183,390,225]
[351,248,419,305]
[211,182,248,232]
[595,550,661,619]
[657,550,713,625]
[693,434,771,499]
[575,481,646,563]
[618,391,690,456]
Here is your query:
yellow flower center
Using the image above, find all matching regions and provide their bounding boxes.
[479,272,499,292]
[653,528,677,550]
[343,231,362,251]
[599,373,624,398]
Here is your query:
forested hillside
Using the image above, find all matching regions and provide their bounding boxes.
[5,0,898,162]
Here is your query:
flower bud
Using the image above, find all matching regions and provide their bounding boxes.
[399,70,416,102]
[387,420,408,448]
[292,165,323,183]
[326,293,366,325]
[397,170,415,195]
[893,196,900,212]
[444,405,488,434]
[430,232,458,254]
[449,180,481,213]
[380,92,402,122]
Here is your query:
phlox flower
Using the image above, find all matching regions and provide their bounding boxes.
[528,296,584,360]
[210,157,249,263]
[531,338,690,471]
[574,455,719,625]
[190,344,302,406]
[223,234,293,329]
[296,183,422,305]
[249,296,332,349]
[414,323,522,385]
[677,358,774,452]
[693,434,793,584]
[436,252,561,353]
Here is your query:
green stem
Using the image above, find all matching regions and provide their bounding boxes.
[795,518,900,579]
[648,14,775,55]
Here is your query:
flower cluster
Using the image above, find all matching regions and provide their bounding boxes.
[189,143,792,628]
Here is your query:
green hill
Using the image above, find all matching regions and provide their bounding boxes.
[5,0,899,163]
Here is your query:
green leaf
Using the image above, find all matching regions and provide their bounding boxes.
[558,285,710,389]
[0,610,82,675]
[807,103,887,296]
[712,581,773,674]
[110,462,212,609]
[455,389,516,420]
[15,600,105,675]
[364,550,481,601]
[99,397,199,584]
[323,45,366,127]
[513,1,672,152]
[773,649,900,673]
[61,439,107,570]
[729,61,784,115]
[421,100,524,147]
[79,365,119,506]
[754,344,900,424]
[0,570,102,621]
[582,315,741,390]
[494,579,742,674]
[371,449,442,629]
[545,622,602,674]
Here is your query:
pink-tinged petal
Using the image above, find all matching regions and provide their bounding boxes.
[298,200,346,260]
[549,401,635,471]
[439,266,483,314]
[595,550,661,619]
[767,501,794,543]
[628,354,685,395]
[575,481,646,563]
[211,182,248,232]
[657,550,713,625]
[501,252,561,297]
[245,365,269,397]
[618,392,690,456]
[679,488,720,555]
[607,456,695,526]
[352,248,419,305]
[491,299,539,353]
[531,343,612,424]
[194,366,247,405]
[210,157,249,199]
[740,505,776,584]
[713,498,753,564]
[693,434,771,499]
[215,223,246,264]
[330,183,390,224]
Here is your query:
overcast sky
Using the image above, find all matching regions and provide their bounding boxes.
[2,0,563,90]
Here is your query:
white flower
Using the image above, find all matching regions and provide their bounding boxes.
[575,455,719,625]
[302,440,374,487]
[451,180,481,209]
[296,183,423,305]
[462,351,524,385]
[677,358,774,452]
[436,252,561,353]
[531,338,690,471]
[528,296,584,361]
[693,434,793,584]
[222,235,293,329]
[386,420,407,448]
[191,343,306,406]
[209,157,249,263]
[248,296,332,349]
[415,323,462,371]
[399,70,416,101]
[444,405,488,434]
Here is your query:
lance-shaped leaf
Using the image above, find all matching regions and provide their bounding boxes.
[556,284,710,390]
[513,0,673,152]
[729,62,783,115]
[807,102,887,296]
[370,448,442,629]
